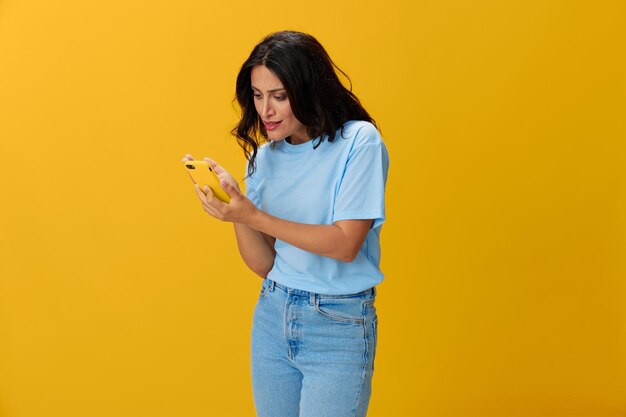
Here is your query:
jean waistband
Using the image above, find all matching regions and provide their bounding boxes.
[265,279,376,299]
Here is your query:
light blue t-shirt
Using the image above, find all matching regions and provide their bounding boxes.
[245,120,389,295]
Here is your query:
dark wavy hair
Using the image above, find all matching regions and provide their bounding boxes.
[231,30,376,177]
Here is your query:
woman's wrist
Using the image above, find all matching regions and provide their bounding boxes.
[246,206,267,231]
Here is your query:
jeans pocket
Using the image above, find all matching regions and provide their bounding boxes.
[314,297,366,325]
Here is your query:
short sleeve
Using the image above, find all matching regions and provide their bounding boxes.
[245,159,262,209]
[332,126,390,229]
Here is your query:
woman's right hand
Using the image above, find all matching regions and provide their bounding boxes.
[182,154,240,192]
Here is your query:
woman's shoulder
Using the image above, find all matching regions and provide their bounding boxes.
[340,120,384,147]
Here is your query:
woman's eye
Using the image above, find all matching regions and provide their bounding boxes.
[274,95,286,101]
[253,94,262,99]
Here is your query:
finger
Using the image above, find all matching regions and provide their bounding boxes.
[203,185,220,204]
[197,187,225,219]
[201,201,222,219]
[182,154,196,163]
[203,185,230,212]
[203,157,227,175]
[204,185,213,200]
[194,184,208,202]
[192,184,224,220]
[220,179,242,199]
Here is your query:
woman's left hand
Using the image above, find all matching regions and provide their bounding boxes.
[190,158,259,224]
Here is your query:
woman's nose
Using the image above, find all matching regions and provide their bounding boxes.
[262,99,275,118]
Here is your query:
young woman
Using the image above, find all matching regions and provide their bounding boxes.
[183,30,389,417]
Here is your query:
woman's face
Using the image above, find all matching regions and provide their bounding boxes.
[251,65,310,144]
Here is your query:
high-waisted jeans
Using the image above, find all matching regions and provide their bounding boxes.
[251,279,378,417]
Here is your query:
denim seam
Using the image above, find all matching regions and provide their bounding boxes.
[283,293,291,362]
[372,316,378,371]
[351,306,369,417]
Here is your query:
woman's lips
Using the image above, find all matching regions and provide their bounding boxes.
[264,121,281,131]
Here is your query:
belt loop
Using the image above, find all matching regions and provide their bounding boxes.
[309,291,315,306]
[269,280,275,292]
[373,286,377,297]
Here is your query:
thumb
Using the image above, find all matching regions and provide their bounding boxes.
[221,179,242,198]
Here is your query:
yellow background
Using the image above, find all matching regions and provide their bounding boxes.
[1,0,624,416]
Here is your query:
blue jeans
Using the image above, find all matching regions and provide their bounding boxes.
[251,279,378,417]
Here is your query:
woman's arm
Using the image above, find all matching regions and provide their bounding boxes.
[248,210,371,263]
[233,223,275,277]
[202,180,371,263]
[188,156,372,263]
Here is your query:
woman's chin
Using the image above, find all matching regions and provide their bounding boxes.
[267,134,285,142]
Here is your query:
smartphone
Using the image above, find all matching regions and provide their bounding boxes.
[183,160,231,203]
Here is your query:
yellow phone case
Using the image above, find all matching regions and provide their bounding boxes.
[183,160,231,203]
